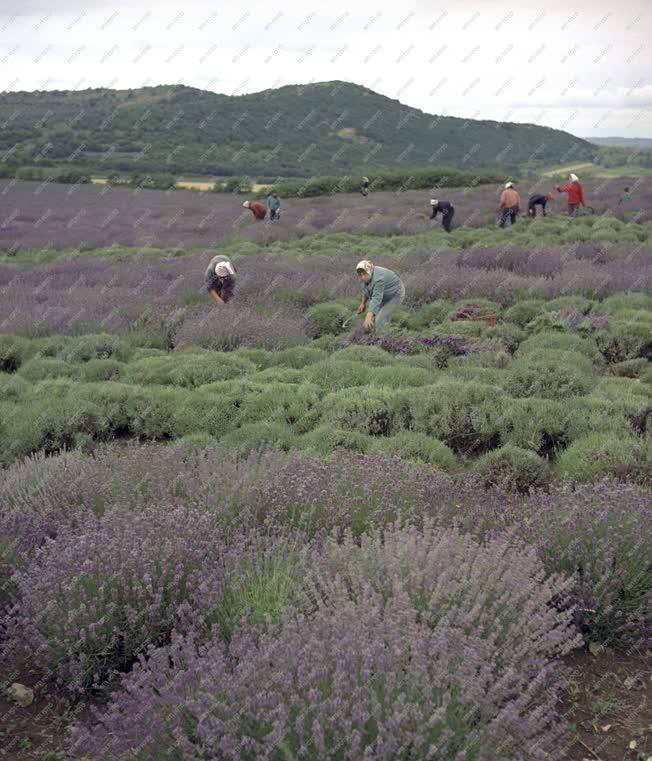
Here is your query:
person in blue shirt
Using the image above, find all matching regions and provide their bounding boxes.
[355,259,405,333]
[267,191,281,221]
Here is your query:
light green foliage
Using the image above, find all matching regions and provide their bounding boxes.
[517,331,599,359]
[473,445,549,492]
[410,382,501,454]
[503,300,545,329]
[555,433,646,481]
[206,551,303,642]
[64,334,133,363]
[305,302,351,338]
[333,345,397,366]
[593,292,652,315]
[219,422,296,458]
[232,348,273,369]
[123,353,255,388]
[596,322,652,363]
[305,360,371,391]
[506,352,596,400]
[0,396,109,464]
[268,346,329,369]
[79,359,125,382]
[441,366,506,386]
[321,387,411,437]
[404,300,453,330]
[607,358,649,378]
[368,365,437,388]
[239,382,322,434]
[0,373,30,400]
[378,432,457,472]
[542,296,595,314]
[299,425,374,457]
[250,367,306,384]
[17,358,76,382]
[481,397,579,456]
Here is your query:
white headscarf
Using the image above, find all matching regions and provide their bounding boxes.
[215,261,235,277]
[504,181,514,189]
[242,200,250,208]
[430,199,438,206]
[356,259,374,276]
[569,173,579,182]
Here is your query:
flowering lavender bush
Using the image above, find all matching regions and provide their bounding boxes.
[519,480,652,646]
[3,503,230,695]
[173,305,309,352]
[340,332,480,357]
[70,525,579,761]
[0,444,290,612]
[472,444,549,491]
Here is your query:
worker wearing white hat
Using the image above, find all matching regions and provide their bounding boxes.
[204,254,237,304]
[355,259,405,333]
[556,173,585,216]
[430,198,455,232]
[498,182,521,227]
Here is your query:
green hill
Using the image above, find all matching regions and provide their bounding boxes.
[0,80,594,178]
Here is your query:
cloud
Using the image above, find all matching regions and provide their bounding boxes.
[0,0,650,137]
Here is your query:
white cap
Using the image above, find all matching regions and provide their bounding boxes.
[504,182,514,189]
[356,259,373,275]
[242,200,250,208]
[430,199,438,205]
[362,176,369,182]
[215,261,235,277]
[570,173,579,182]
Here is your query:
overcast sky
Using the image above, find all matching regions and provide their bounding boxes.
[1,0,650,138]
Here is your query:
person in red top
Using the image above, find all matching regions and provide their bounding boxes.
[243,199,267,220]
[556,173,585,216]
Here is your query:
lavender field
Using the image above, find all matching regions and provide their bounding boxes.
[1,201,651,759]
[0,175,651,252]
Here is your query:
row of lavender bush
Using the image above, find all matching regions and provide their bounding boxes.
[1,240,650,340]
[1,444,648,758]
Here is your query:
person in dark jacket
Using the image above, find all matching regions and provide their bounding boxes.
[361,176,370,197]
[430,199,455,232]
[527,192,553,217]
[204,255,236,304]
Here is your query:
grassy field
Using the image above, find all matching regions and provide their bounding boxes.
[1,197,650,759]
[90,177,272,192]
[541,161,652,178]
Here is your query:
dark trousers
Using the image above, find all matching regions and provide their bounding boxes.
[270,208,280,221]
[568,203,579,216]
[442,207,454,232]
[528,203,546,218]
[498,206,519,227]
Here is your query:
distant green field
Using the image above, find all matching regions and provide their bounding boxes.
[541,162,652,179]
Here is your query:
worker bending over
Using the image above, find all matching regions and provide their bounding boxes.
[355,259,405,333]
